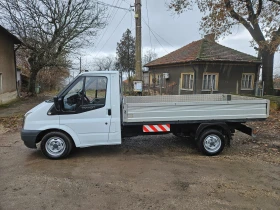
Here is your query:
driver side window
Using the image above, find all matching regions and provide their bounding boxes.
[62,76,107,112]
[85,77,107,105]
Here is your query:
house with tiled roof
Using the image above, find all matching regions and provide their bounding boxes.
[145,34,261,95]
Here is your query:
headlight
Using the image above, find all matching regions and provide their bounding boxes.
[22,112,32,128]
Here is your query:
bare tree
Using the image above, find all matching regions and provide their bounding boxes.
[94,56,116,71]
[0,0,106,94]
[169,0,280,95]
[143,49,157,71]
[37,67,70,92]
[17,48,69,92]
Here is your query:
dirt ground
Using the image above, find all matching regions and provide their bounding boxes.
[0,97,280,210]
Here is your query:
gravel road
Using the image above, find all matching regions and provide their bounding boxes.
[0,97,279,209]
[0,131,279,210]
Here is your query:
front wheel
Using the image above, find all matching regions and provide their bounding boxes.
[198,129,225,156]
[40,131,73,159]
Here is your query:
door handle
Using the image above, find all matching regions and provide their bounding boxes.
[108,109,112,116]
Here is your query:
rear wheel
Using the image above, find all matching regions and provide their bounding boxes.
[40,131,73,159]
[198,129,225,156]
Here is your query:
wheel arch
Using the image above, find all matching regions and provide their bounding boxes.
[195,123,232,142]
[36,129,77,147]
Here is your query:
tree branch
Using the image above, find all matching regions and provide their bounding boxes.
[270,26,280,52]
[0,0,106,93]
[245,0,255,23]
[244,0,265,43]
[256,0,262,17]
[224,0,254,33]
[268,0,280,6]
[224,0,265,43]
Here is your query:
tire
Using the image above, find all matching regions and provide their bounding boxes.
[40,131,73,159]
[197,129,225,156]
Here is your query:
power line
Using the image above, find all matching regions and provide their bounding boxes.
[142,18,172,54]
[94,0,124,56]
[145,0,153,49]
[130,7,134,31]
[142,18,179,64]
[143,20,169,54]
[94,0,128,57]
[96,1,132,11]
[95,11,130,57]
[122,0,131,6]
[142,18,174,48]
[93,0,119,52]
[109,0,123,25]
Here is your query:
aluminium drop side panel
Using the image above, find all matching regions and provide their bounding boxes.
[122,96,269,123]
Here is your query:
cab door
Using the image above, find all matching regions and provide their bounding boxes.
[59,75,111,147]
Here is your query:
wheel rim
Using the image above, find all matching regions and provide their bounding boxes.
[45,137,66,157]
[203,134,221,153]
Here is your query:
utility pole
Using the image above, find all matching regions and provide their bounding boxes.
[135,0,142,81]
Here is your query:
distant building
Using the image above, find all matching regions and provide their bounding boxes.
[0,25,22,104]
[145,34,261,95]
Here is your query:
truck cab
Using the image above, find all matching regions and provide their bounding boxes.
[22,71,122,159]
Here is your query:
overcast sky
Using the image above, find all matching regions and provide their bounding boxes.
[77,0,280,75]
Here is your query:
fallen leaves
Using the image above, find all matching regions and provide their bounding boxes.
[249,109,280,138]
[0,114,23,133]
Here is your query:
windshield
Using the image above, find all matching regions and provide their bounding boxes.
[56,75,81,98]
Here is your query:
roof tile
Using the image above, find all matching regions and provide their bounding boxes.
[145,38,261,67]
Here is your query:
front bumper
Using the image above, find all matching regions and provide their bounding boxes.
[21,129,41,149]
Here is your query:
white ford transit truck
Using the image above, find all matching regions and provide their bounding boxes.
[21,71,270,159]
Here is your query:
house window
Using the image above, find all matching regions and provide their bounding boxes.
[157,74,160,85]
[157,74,166,88]
[181,73,194,90]
[150,73,165,87]
[202,73,219,91]
[241,73,255,90]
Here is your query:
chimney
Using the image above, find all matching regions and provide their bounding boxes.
[204,33,216,42]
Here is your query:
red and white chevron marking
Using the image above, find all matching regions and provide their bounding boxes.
[143,124,170,133]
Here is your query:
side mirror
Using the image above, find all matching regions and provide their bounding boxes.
[53,96,61,111]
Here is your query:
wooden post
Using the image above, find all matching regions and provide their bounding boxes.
[135,0,142,81]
